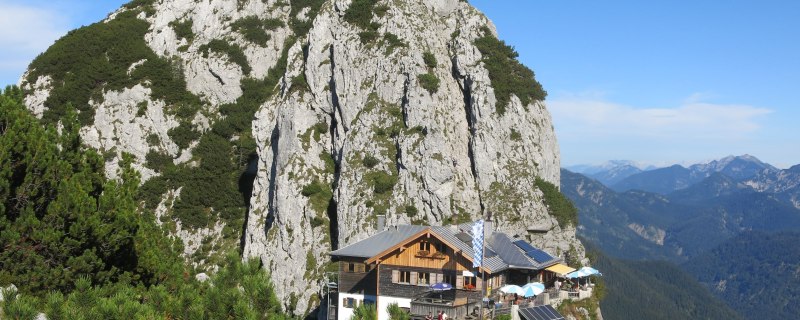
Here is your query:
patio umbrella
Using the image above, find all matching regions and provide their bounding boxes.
[429,282,454,291]
[498,284,525,295]
[565,270,587,279]
[521,283,544,297]
[429,282,453,299]
[577,267,602,276]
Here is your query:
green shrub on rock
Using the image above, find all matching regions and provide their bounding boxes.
[474,29,546,115]
[418,73,440,94]
[535,177,578,228]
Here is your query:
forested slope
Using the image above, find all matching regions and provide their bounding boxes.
[588,244,742,320]
[684,231,800,320]
[0,86,288,318]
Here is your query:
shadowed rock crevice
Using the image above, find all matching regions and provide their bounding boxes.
[265,125,280,231]
[239,153,258,252]
[327,44,341,250]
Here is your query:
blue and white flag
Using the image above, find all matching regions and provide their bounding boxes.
[472,219,484,268]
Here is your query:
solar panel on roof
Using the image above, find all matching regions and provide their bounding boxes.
[492,234,533,267]
[514,240,555,263]
[455,232,472,243]
[518,305,565,320]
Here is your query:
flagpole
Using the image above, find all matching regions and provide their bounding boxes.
[479,249,486,320]
[472,219,486,320]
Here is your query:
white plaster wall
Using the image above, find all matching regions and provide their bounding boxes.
[338,293,376,320]
[377,296,413,320]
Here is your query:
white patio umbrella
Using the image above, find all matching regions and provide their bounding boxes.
[521,283,545,297]
[577,267,602,276]
[566,267,602,286]
[498,284,525,295]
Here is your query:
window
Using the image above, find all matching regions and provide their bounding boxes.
[399,271,411,283]
[463,276,477,290]
[343,298,358,308]
[418,272,430,285]
[419,240,431,251]
[344,262,367,273]
[435,242,447,254]
[443,274,455,286]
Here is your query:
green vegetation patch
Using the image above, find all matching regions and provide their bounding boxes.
[510,128,522,141]
[302,180,334,214]
[231,16,285,47]
[418,73,440,94]
[365,171,397,194]
[0,89,185,295]
[144,150,174,173]
[423,51,437,68]
[382,32,406,53]
[0,252,291,319]
[344,0,403,48]
[343,0,380,29]
[474,28,546,115]
[362,154,379,168]
[418,51,440,94]
[25,10,200,126]
[535,177,578,228]
[199,40,252,75]
[289,0,326,36]
[170,18,194,43]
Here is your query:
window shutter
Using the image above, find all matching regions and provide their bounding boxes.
[456,275,463,289]
[410,271,418,285]
[356,263,365,273]
[392,270,399,283]
[436,273,443,283]
[476,277,483,290]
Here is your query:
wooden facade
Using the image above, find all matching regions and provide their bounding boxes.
[338,257,377,296]
[378,235,474,272]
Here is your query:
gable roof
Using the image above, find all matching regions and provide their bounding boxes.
[330,225,427,259]
[330,223,562,273]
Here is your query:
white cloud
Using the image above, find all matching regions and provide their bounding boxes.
[549,96,772,140]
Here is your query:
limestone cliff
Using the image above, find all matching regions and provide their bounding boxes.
[20,0,584,314]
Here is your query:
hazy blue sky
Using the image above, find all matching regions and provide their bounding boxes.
[1,1,797,167]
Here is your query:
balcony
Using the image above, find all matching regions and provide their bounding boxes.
[410,296,478,320]
[414,251,446,259]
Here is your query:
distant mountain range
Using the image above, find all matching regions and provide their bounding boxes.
[563,155,800,320]
[567,155,785,194]
[562,157,800,262]
[565,160,655,186]
[611,155,779,194]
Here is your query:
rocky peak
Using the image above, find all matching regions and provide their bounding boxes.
[20,0,582,314]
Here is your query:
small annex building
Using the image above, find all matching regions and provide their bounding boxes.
[329,222,570,320]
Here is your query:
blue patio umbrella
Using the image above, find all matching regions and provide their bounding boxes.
[430,282,454,291]
[430,282,453,300]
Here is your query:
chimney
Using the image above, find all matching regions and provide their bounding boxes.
[377,215,386,232]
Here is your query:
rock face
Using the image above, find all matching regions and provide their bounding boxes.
[20,0,584,314]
